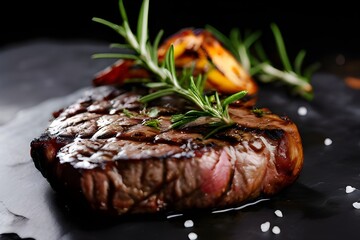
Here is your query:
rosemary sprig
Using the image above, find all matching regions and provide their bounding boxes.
[206,23,320,101]
[92,0,247,136]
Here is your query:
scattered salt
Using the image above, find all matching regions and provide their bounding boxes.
[260,221,270,232]
[184,220,194,228]
[272,226,281,234]
[352,202,360,209]
[297,106,308,116]
[346,186,356,194]
[274,210,283,217]
[324,138,333,146]
[188,232,198,240]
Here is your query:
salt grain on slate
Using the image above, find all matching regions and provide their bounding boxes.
[188,232,198,240]
[274,210,283,217]
[297,106,307,116]
[324,138,332,146]
[260,221,270,232]
[272,226,281,234]
[352,202,360,209]
[184,220,194,228]
[346,186,356,194]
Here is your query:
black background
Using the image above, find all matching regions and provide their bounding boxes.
[2,0,360,64]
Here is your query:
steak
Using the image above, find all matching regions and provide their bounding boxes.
[30,84,303,216]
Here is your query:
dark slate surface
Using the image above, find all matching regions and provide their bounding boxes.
[0,39,113,126]
[0,41,360,240]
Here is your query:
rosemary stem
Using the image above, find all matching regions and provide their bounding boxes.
[238,46,251,72]
[173,88,233,125]
[143,54,167,79]
[261,64,312,92]
[119,24,169,82]
[124,23,140,50]
[139,50,182,89]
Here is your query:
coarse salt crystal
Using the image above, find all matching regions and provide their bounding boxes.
[272,226,281,234]
[297,106,308,116]
[346,186,356,193]
[274,210,283,217]
[260,221,270,232]
[184,220,194,228]
[324,138,332,146]
[353,202,360,209]
[188,232,198,240]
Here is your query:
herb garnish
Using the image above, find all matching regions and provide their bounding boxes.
[122,108,134,117]
[206,24,320,100]
[92,0,247,137]
[251,108,265,118]
[143,119,161,130]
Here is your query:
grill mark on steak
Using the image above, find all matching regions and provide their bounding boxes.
[30,85,304,216]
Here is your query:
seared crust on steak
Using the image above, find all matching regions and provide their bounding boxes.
[30,84,303,216]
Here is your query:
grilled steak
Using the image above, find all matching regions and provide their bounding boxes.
[30,84,303,216]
